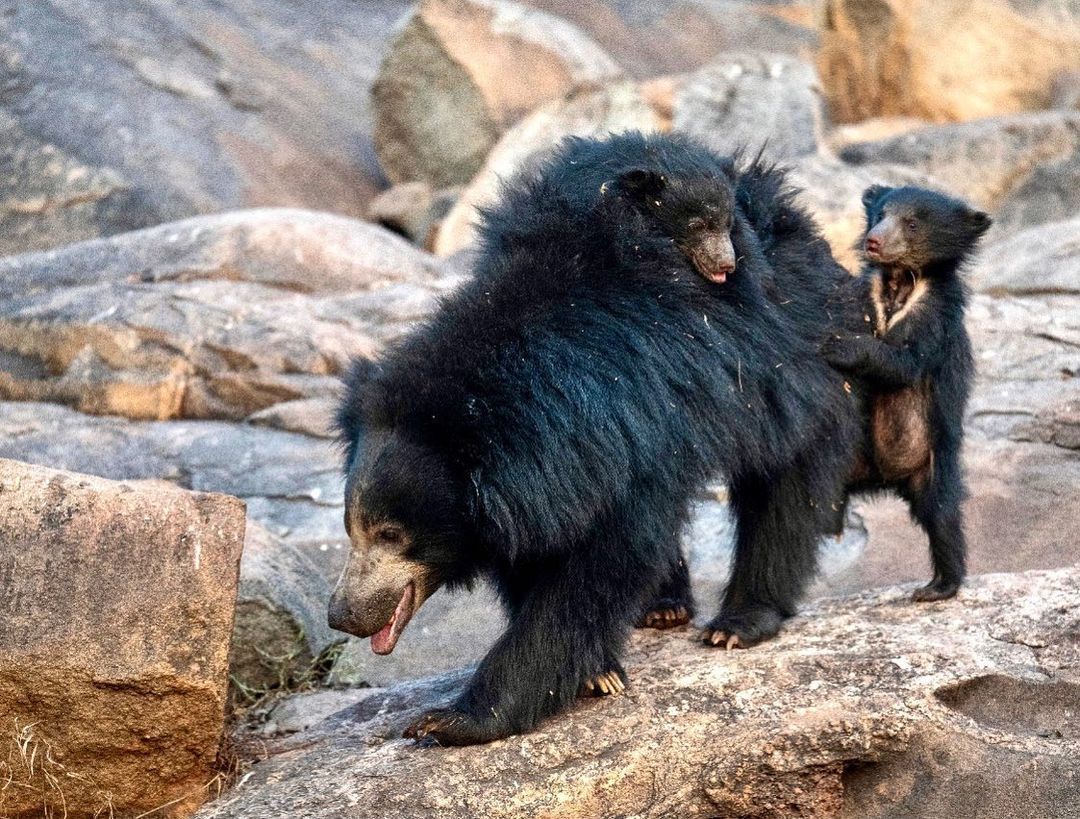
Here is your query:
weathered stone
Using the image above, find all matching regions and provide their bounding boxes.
[672,53,825,162]
[838,111,1080,237]
[232,523,344,694]
[523,0,817,79]
[247,397,339,439]
[435,81,665,255]
[0,458,245,819]
[196,568,1080,819]
[0,401,345,550]
[256,688,384,738]
[1013,398,1080,451]
[825,115,931,151]
[967,216,1080,296]
[0,0,412,255]
[372,0,623,188]
[817,0,1080,124]
[0,209,454,421]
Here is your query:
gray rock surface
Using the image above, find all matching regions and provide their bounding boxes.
[197,568,1080,819]
[0,0,411,255]
[838,111,1080,238]
[673,53,824,162]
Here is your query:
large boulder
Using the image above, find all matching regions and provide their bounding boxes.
[434,81,665,255]
[372,0,623,189]
[0,458,245,819]
[196,568,1080,819]
[522,0,818,78]
[838,111,1080,237]
[0,0,412,255]
[672,53,825,162]
[0,209,454,421]
[816,0,1080,124]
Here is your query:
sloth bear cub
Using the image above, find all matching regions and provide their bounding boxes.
[823,185,990,601]
[331,132,858,745]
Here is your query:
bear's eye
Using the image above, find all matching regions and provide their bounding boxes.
[903,217,918,231]
[687,217,705,230]
[373,524,405,545]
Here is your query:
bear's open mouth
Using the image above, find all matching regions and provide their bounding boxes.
[370,581,415,655]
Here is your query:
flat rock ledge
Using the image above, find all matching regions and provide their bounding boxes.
[199,567,1080,819]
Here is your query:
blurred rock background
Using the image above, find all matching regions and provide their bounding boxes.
[0,0,1077,815]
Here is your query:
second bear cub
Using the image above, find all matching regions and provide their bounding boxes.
[823,185,990,602]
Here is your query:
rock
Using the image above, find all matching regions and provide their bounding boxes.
[967,217,1080,296]
[372,0,623,189]
[672,53,825,162]
[0,0,413,255]
[838,111,1080,236]
[0,401,346,552]
[256,688,384,737]
[366,182,462,249]
[196,567,1080,819]
[0,458,245,819]
[816,0,1080,124]
[1014,399,1080,451]
[435,81,665,255]
[522,0,818,78]
[0,209,453,422]
[247,397,338,439]
[825,116,931,151]
[232,523,344,695]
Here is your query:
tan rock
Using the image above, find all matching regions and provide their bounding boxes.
[0,458,245,819]
[817,0,1080,124]
[435,81,664,255]
[0,209,454,421]
[522,0,818,78]
[197,567,1080,819]
[372,0,623,188]
[837,111,1080,223]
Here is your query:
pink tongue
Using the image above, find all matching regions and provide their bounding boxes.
[371,620,395,654]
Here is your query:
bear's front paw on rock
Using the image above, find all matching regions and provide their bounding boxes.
[404,707,502,746]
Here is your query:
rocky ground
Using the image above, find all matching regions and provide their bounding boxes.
[0,0,1077,817]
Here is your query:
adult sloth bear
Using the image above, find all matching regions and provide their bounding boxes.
[331,132,858,745]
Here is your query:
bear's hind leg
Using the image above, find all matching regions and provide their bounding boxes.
[702,469,820,649]
[637,554,694,629]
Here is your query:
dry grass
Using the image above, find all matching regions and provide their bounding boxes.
[0,719,115,819]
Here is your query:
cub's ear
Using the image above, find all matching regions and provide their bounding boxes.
[861,184,891,210]
[615,168,667,199]
[966,208,992,236]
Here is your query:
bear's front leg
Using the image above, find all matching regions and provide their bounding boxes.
[404,552,643,746]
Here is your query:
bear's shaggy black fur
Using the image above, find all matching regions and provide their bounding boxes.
[823,185,989,601]
[333,132,860,745]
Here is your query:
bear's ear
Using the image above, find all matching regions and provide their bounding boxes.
[966,208,992,237]
[861,184,891,210]
[615,168,667,200]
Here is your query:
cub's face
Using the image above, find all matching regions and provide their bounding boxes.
[328,431,462,655]
[613,168,737,284]
[861,185,991,269]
